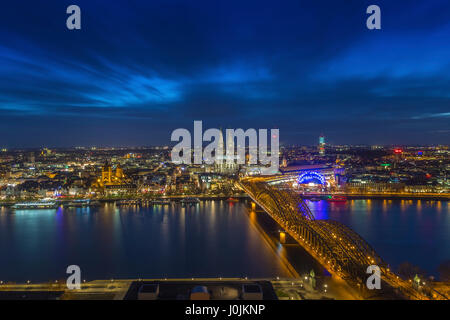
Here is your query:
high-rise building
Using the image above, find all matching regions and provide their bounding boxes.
[281,156,287,168]
[28,152,35,163]
[213,130,238,174]
[318,134,325,155]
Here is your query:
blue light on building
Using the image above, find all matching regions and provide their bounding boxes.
[298,171,326,185]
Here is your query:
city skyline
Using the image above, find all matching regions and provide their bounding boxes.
[0,141,448,150]
[0,0,449,147]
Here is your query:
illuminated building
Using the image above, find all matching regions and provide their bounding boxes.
[213,131,239,174]
[40,148,52,156]
[99,161,127,185]
[277,164,345,188]
[318,134,325,155]
[101,162,113,184]
[298,171,326,185]
[92,161,134,194]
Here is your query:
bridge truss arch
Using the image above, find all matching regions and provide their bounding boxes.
[239,177,446,300]
[241,179,386,283]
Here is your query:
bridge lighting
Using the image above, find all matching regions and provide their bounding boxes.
[242,179,395,292]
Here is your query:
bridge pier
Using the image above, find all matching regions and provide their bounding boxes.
[279,232,286,244]
[248,201,265,212]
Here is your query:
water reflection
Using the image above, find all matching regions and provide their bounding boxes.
[0,201,290,282]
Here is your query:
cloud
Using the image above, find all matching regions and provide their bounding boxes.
[412,112,450,119]
[0,0,449,146]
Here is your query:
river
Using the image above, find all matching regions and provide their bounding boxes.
[0,199,448,282]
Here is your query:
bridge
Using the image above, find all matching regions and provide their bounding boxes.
[238,176,447,300]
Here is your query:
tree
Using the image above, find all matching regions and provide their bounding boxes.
[397,262,426,280]
[438,260,450,282]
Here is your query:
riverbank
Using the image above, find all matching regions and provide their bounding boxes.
[301,193,449,201]
[341,194,448,201]
[0,194,249,207]
[0,192,448,207]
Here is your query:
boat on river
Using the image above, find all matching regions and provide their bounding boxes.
[326,195,347,203]
[180,197,200,206]
[12,200,59,210]
[65,199,101,207]
[152,199,172,205]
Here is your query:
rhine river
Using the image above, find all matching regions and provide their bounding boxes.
[0,199,448,282]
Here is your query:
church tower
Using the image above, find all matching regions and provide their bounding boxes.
[101,161,112,184]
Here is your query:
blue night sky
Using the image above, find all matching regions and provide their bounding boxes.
[0,0,449,147]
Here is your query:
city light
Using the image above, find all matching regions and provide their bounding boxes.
[0,0,448,305]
